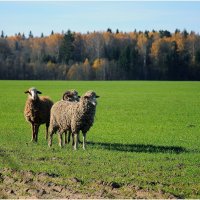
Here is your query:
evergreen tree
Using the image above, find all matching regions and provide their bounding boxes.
[175,29,180,34]
[119,45,131,79]
[167,41,179,80]
[1,30,4,38]
[107,28,112,33]
[22,33,26,40]
[29,31,33,38]
[59,30,75,64]
[159,30,171,38]
[182,29,188,38]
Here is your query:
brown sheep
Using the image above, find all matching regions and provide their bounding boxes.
[24,87,53,142]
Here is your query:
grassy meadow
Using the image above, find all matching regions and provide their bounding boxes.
[0,80,200,198]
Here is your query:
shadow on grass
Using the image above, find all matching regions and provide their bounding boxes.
[88,141,188,154]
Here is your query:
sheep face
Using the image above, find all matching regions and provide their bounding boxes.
[24,87,42,101]
[84,91,100,106]
[62,90,80,102]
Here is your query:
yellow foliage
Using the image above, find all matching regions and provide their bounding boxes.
[171,32,185,51]
[151,39,160,58]
[93,58,101,69]
[83,58,90,66]
[137,33,147,49]
[47,61,56,69]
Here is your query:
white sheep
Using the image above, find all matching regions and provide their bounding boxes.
[48,90,99,150]
[61,89,80,145]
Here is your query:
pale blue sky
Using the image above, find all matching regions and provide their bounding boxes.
[1,1,200,37]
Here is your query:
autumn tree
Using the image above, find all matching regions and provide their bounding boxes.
[1,29,200,80]
[93,58,109,80]
[137,32,148,79]
[45,33,62,62]
[84,32,105,61]
[67,63,84,80]
[82,58,93,80]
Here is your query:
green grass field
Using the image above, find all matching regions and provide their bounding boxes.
[0,80,200,198]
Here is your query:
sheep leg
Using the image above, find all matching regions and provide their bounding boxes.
[72,133,82,146]
[73,133,79,150]
[68,130,71,144]
[82,132,86,150]
[72,133,74,146]
[64,130,70,145]
[64,131,67,145]
[31,123,35,142]
[35,125,39,142]
[48,129,55,147]
[71,132,81,146]
[58,131,64,148]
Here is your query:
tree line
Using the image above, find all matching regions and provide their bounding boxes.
[0,29,200,80]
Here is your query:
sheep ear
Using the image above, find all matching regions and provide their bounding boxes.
[96,95,100,98]
[78,96,81,98]
[24,90,29,94]
[37,90,42,94]
[84,96,90,99]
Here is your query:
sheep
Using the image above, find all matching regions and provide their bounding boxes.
[48,90,100,150]
[61,89,80,145]
[62,89,80,102]
[24,87,53,142]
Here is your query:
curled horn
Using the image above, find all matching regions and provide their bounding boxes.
[62,91,72,100]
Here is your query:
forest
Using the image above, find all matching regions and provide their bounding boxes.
[0,29,200,80]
